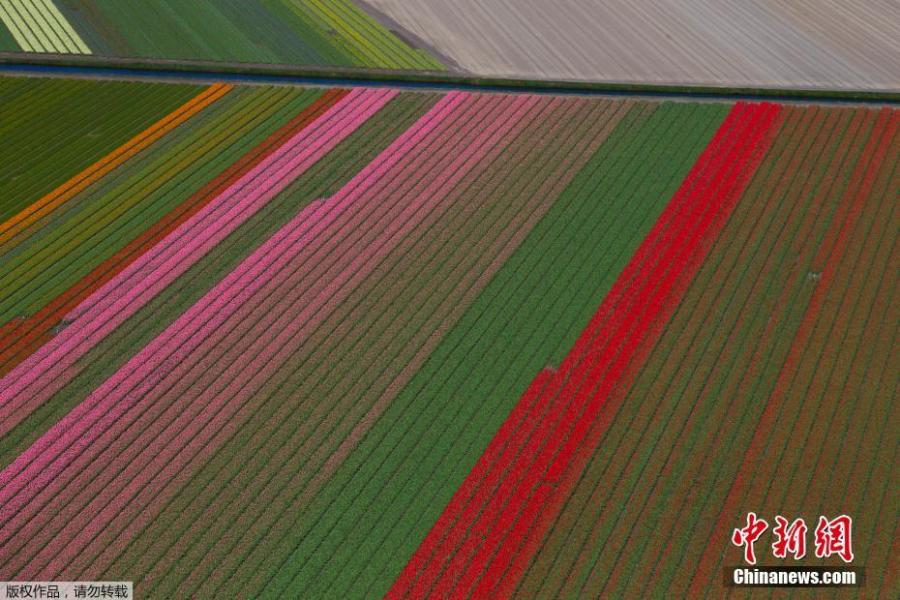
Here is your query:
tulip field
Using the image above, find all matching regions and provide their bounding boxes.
[0,0,442,70]
[0,76,896,598]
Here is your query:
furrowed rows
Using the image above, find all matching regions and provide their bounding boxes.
[418,102,779,599]
[0,79,203,223]
[0,88,349,378]
[23,0,444,70]
[392,100,729,599]
[1,78,895,599]
[0,88,394,422]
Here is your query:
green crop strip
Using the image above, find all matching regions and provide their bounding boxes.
[645,110,880,598]
[0,92,432,476]
[0,82,187,217]
[0,78,201,222]
[0,19,18,51]
[180,96,622,599]
[225,101,729,598]
[93,94,438,587]
[0,87,311,325]
[298,0,442,71]
[0,87,326,464]
[29,1,444,71]
[312,99,628,600]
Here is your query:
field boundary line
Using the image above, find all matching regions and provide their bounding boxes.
[2,55,899,105]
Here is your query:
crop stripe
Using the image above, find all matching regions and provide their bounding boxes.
[0,88,394,439]
[0,84,231,246]
[0,0,89,53]
[684,107,898,596]
[387,101,782,599]
[32,0,90,54]
[0,89,349,377]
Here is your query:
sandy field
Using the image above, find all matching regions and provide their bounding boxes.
[361,0,900,90]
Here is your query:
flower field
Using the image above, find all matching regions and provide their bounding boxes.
[0,0,442,70]
[0,76,896,598]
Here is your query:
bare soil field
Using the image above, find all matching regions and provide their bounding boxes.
[362,0,900,90]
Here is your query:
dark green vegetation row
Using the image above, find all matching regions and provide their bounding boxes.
[0,85,327,327]
[235,101,729,599]
[517,105,898,598]
[0,77,200,222]
[138,95,630,599]
[0,81,332,464]
[2,75,894,598]
[2,0,443,71]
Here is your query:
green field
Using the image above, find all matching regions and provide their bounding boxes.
[0,0,443,70]
[0,76,895,598]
